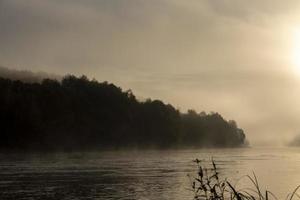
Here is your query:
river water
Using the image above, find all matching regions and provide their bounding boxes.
[0,147,300,200]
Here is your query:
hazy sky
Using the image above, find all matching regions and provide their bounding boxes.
[2,0,300,145]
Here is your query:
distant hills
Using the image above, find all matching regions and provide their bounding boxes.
[0,66,61,83]
[288,135,300,146]
[0,68,247,151]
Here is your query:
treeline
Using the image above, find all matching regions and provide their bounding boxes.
[0,75,246,150]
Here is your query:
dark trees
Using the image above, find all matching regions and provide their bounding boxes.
[0,75,246,150]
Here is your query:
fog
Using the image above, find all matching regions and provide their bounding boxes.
[1,0,300,145]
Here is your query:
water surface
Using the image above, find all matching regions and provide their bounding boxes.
[0,147,300,199]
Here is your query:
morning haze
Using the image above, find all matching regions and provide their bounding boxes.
[1,0,300,145]
[3,1,300,200]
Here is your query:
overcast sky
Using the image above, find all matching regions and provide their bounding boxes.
[2,0,300,145]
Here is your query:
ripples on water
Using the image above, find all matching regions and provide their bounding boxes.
[1,147,300,200]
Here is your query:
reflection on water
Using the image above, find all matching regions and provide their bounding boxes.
[0,147,300,199]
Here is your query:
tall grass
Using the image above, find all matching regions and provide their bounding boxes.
[188,159,300,200]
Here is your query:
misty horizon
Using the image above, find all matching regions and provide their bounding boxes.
[0,65,298,147]
[2,1,300,200]
[2,0,300,146]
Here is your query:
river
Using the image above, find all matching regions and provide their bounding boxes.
[0,147,300,199]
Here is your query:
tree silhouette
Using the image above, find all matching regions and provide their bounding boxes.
[0,75,246,150]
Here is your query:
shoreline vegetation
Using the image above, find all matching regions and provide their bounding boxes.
[189,159,300,200]
[0,73,246,151]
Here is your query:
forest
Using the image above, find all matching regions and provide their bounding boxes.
[0,75,246,150]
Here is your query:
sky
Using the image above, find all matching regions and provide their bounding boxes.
[1,0,300,145]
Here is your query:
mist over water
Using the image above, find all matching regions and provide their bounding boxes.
[2,1,300,199]
[1,147,300,200]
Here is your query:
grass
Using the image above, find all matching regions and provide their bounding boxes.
[188,159,300,200]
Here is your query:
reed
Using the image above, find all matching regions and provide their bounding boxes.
[188,159,300,200]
